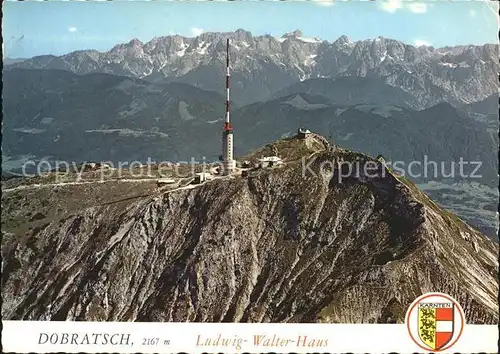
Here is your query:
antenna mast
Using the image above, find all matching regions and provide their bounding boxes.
[221,38,235,175]
[224,38,231,129]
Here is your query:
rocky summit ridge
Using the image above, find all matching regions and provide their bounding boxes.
[1,136,498,323]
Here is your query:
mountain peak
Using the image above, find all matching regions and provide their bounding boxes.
[233,28,253,41]
[127,38,143,47]
[334,35,351,45]
[110,38,143,53]
[235,28,251,35]
[283,29,303,38]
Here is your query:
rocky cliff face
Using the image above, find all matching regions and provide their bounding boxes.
[2,138,498,323]
[7,30,498,107]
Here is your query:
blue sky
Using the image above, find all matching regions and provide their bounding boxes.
[3,0,499,58]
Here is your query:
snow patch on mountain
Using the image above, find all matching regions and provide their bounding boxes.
[196,41,208,55]
[380,51,388,62]
[297,36,321,44]
[140,68,153,78]
[440,62,458,68]
[304,54,318,67]
[176,42,189,57]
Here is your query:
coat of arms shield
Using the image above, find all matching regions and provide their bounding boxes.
[418,302,455,351]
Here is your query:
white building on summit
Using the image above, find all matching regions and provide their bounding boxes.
[221,38,236,175]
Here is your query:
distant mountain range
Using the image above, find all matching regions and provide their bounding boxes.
[6,29,499,108]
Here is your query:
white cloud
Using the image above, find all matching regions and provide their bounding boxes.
[407,3,427,14]
[190,27,204,37]
[68,26,78,33]
[379,0,402,13]
[414,39,431,47]
[379,0,428,14]
[312,0,335,7]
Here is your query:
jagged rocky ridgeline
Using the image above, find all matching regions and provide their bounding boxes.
[6,29,498,108]
[1,138,498,323]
